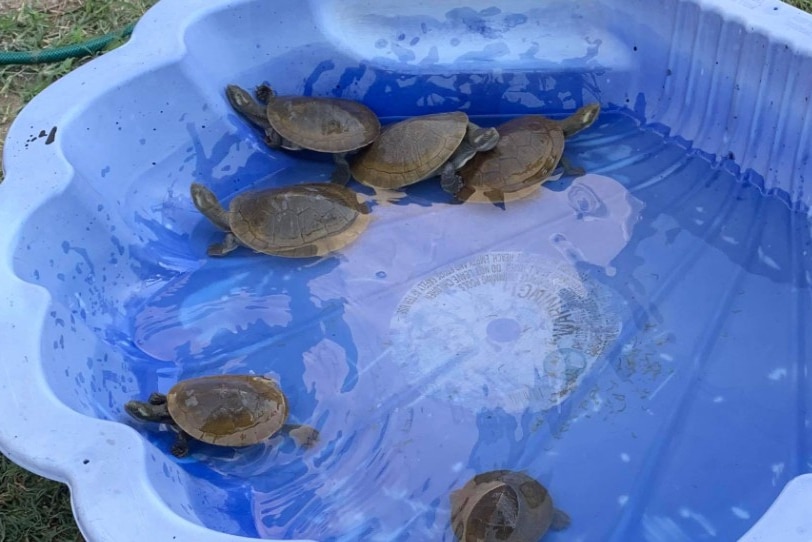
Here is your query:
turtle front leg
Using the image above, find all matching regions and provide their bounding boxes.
[281,424,320,449]
[254,83,276,104]
[263,128,284,149]
[330,153,351,185]
[262,127,302,152]
[207,233,241,257]
[170,430,191,458]
[440,162,464,195]
[560,156,585,177]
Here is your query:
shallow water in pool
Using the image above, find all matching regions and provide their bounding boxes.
[114,110,812,540]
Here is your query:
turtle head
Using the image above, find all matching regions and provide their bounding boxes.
[225,84,256,111]
[560,102,601,138]
[446,123,500,177]
[125,400,170,423]
[225,84,269,128]
[190,183,231,232]
[470,126,500,152]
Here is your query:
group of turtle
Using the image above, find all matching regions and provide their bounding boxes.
[127,83,587,539]
[125,375,570,541]
[189,82,601,259]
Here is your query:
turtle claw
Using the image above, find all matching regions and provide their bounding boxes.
[263,129,284,149]
[207,233,240,257]
[148,393,167,406]
[440,170,464,195]
[170,432,190,458]
[254,83,275,103]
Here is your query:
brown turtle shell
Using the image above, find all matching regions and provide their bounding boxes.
[457,115,564,203]
[228,182,371,258]
[166,375,288,447]
[350,111,470,189]
[265,96,380,153]
[450,470,569,542]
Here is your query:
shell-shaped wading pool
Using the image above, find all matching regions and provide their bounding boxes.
[2,0,812,540]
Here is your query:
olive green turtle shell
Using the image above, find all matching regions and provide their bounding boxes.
[166,375,288,447]
[227,182,371,258]
[350,111,470,189]
[265,95,380,153]
[457,115,564,202]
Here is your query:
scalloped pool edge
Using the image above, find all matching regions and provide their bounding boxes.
[1,0,811,541]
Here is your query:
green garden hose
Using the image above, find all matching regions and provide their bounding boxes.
[0,22,135,65]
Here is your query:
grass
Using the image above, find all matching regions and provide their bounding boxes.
[0,454,82,541]
[0,0,156,181]
[0,0,811,540]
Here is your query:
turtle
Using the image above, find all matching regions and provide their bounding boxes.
[450,470,570,542]
[190,181,372,258]
[453,102,601,205]
[226,83,381,184]
[349,111,500,193]
[124,374,319,458]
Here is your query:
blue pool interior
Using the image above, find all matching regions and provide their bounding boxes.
[7,0,812,540]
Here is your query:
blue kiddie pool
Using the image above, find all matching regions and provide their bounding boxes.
[1,0,812,540]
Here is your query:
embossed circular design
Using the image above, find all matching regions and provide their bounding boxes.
[389,252,622,413]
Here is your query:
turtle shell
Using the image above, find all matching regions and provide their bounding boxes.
[227,182,371,258]
[450,470,568,542]
[457,115,564,202]
[166,375,288,447]
[350,111,470,189]
[265,95,380,153]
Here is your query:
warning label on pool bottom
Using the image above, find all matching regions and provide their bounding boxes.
[389,252,622,414]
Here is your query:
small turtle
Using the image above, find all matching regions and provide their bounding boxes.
[124,374,318,457]
[226,83,381,184]
[450,470,570,542]
[454,103,601,205]
[190,182,372,258]
[349,111,500,192]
